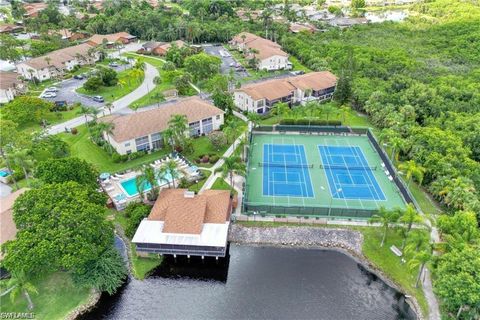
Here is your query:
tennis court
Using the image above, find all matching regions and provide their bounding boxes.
[262,144,314,197]
[318,146,386,201]
[245,133,407,218]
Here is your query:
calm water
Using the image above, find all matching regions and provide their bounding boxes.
[82,245,416,320]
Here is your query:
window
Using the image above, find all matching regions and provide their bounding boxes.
[216,115,221,120]
[189,121,201,137]
[257,100,265,107]
[125,142,130,147]
[135,136,150,152]
[126,150,131,155]
[202,118,213,134]
[151,132,163,150]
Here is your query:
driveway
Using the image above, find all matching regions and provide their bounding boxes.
[203,44,249,79]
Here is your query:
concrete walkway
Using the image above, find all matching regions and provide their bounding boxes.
[46,62,159,135]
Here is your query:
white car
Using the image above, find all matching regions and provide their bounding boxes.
[41,92,57,98]
[45,87,59,92]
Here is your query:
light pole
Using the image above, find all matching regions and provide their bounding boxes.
[328,188,342,217]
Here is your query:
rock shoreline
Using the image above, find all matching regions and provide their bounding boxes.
[229,224,423,320]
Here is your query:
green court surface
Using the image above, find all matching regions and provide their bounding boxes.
[244,133,407,218]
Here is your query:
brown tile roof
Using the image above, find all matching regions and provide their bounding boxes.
[157,40,186,51]
[102,96,224,143]
[289,23,316,33]
[23,2,47,17]
[22,43,94,70]
[236,71,337,101]
[148,189,231,234]
[87,32,136,45]
[0,188,28,259]
[0,24,22,33]
[0,72,21,90]
[231,32,287,60]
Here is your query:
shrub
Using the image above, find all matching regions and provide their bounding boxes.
[178,177,190,188]
[208,131,227,150]
[83,76,103,91]
[209,155,220,164]
[71,127,78,135]
[201,155,209,163]
[112,152,122,163]
[125,203,152,238]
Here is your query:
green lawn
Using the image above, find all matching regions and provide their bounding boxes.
[58,125,169,173]
[211,177,237,194]
[14,105,82,134]
[186,136,229,168]
[188,169,212,193]
[122,52,166,69]
[129,82,175,109]
[77,68,144,103]
[130,243,162,280]
[0,272,92,320]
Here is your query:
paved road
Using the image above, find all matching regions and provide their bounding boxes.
[47,62,159,135]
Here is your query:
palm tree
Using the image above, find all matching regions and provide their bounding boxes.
[157,164,171,188]
[405,231,430,253]
[221,155,246,194]
[96,122,115,154]
[165,160,179,188]
[223,119,241,149]
[7,272,38,311]
[105,103,113,114]
[399,204,423,250]
[368,207,400,247]
[399,160,426,187]
[407,248,432,288]
[88,107,101,124]
[247,112,261,128]
[9,149,34,187]
[77,105,93,133]
[130,68,144,84]
[322,104,337,121]
[136,166,158,201]
[168,114,188,149]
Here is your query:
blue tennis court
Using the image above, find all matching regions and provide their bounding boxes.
[318,145,386,201]
[262,144,314,197]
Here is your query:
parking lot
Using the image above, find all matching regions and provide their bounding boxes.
[40,63,131,108]
[203,45,249,79]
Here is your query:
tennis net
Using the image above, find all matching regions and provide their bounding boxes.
[319,164,377,171]
[259,162,314,169]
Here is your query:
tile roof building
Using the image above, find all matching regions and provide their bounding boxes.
[0,23,22,34]
[86,32,137,47]
[140,40,186,56]
[230,32,291,71]
[0,188,28,260]
[101,96,224,155]
[132,189,232,257]
[16,43,98,82]
[23,2,48,18]
[48,29,89,41]
[0,71,25,104]
[289,22,317,33]
[234,71,337,113]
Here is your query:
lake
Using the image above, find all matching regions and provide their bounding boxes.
[81,245,416,320]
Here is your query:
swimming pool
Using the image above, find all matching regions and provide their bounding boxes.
[120,172,175,197]
[0,170,11,177]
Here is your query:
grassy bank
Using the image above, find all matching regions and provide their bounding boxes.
[211,177,237,195]
[58,125,169,172]
[0,272,92,320]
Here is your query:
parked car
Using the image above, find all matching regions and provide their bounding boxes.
[235,65,246,71]
[109,62,119,67]
[73,74,84,80]
[92,95,104,103]
[41,92,57,98]
[45,87,59,92]
[289,70,305,76]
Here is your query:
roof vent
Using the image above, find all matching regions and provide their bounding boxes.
[184,190,195,198]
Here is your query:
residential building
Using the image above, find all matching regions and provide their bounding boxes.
[230,32,291,71]
[0,189,27,260]
[289,22,317,33]
[23,2,47,18]
[234,71,337,113]
[140,40,186,56]
[100,97,224,155]
[0,23,22,34]
[48,29,89,41]
[0,71,25,103]
[86,32,137,47]
[16,43,98,82]
[236,9,262,21]
[132,189,232,258]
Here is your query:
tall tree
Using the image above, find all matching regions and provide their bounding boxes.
[221,155,246,193]
[7,272,38,311]
[399,160,426,186]
[368,207,400,247]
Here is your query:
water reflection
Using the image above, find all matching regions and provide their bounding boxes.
[82,245,416,320]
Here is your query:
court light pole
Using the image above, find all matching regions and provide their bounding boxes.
[328,188,342,217]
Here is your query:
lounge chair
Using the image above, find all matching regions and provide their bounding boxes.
[111,176,119,181]
[388,176,394,181]
[105,186,115,192]
[150,163,156,168]
[384,170,389,175]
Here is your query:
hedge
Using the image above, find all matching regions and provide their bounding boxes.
[279,119,342,126]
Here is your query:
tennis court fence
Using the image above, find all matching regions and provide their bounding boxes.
[243,203,375,219]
